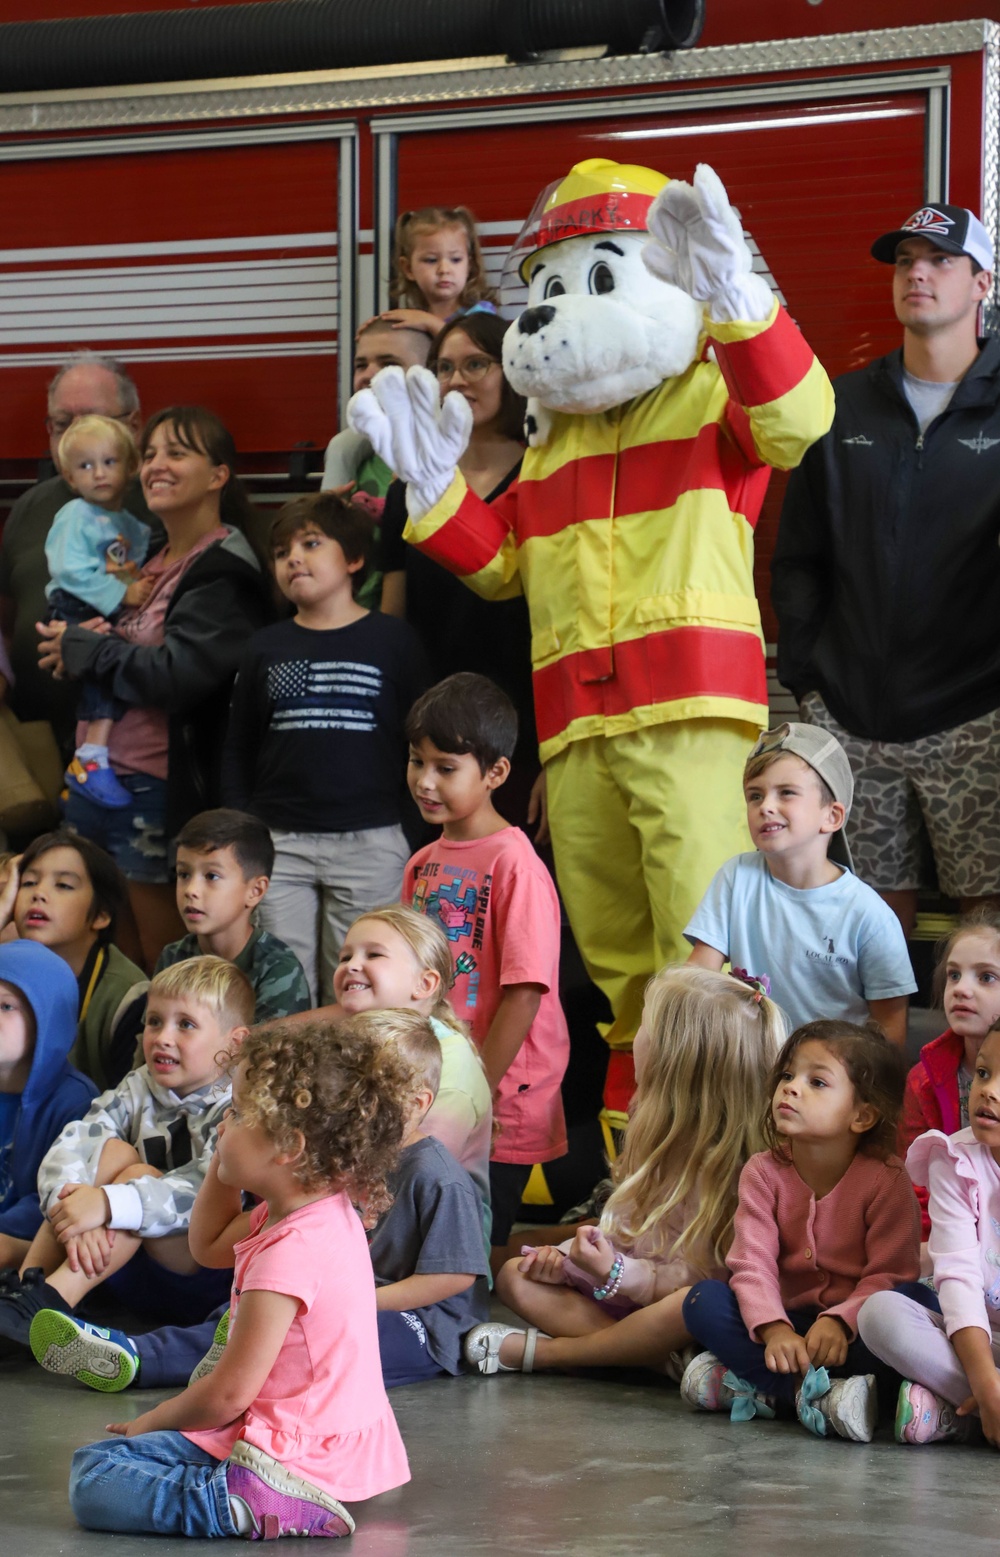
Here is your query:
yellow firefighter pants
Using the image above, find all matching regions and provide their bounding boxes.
[545,718,758,1053]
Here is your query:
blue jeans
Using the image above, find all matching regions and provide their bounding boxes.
[65,771,170,883]
[682,1279,942,1406]
[70,1431,236,1537]
[47,587,125,723]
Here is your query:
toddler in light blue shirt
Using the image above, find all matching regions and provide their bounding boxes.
[45,414,151,810]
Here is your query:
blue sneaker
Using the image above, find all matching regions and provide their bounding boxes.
[65,757,132,810]
[29,1309,140,1392]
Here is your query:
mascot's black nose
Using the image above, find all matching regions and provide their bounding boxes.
[518,305,556,336]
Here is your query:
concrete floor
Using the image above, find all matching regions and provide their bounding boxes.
[4,1313,1000,1557]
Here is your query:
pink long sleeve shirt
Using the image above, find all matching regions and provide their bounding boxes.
[727,1149,920,1340]
[906,1127,1000,1340]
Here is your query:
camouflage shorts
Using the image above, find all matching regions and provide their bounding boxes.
[799,692,1000,898]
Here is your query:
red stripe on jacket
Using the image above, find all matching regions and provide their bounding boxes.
[532,624,767,745]
[713,307,816,409]
[516,426,770,544]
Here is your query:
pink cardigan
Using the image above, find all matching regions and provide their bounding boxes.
[728,1149,920,1340]
[907,1128,1000,1339]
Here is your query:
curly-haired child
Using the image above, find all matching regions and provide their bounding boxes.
[67,1018,413,1541]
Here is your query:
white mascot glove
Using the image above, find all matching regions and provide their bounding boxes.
[347,364,472,518]
[642,162,774,324]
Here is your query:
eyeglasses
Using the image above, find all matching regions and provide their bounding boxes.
[46,411,133,438]
[434,355,497,384]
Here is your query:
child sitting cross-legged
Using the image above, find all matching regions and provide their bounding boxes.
[28,907,492,1394]
[681,1019,935,1443]
[0,955,252,1349]
[156,808,311,1025]
[464,965,784,1376]
[361,1008,489,1385]
[686,723,916,1047]
[859,1021,1000,1448]
[67,1018,412,1541]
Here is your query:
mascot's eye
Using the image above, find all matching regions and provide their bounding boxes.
[543,277,566,298]
[589,262,615,296]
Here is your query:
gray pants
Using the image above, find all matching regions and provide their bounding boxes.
[258,825,410,1003]
[858,1290,999,1406]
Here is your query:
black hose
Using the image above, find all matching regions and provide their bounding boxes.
[0,0,705,94]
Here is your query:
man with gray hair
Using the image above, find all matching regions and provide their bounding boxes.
[0,352,154,750]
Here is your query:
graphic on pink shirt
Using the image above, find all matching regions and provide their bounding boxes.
[412,864,488,1007]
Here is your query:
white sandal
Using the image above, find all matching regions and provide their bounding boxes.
[463,1322,544,1375]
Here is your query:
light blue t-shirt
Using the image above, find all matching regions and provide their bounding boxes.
[44,497,150,618]
[684,852,917,1033]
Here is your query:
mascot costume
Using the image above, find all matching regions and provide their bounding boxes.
[351,160,833,1120]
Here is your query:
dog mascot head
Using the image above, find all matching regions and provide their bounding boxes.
[502,158,703,427]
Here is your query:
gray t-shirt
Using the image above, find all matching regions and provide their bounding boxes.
[902,369,958,435]
[368,1135,489,1373]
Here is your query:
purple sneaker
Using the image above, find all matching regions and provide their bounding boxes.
[226,1441,354,1540]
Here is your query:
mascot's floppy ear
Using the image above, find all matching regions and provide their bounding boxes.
[523,397,553,449]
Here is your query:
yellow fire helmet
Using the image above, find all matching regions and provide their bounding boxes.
[507,159,669,284]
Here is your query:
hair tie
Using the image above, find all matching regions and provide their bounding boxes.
[730,968,770,1004]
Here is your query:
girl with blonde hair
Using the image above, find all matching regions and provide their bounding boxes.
[332,904,491,1214]
[465,964,785,1375]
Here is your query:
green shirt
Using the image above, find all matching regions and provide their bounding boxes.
[155,926,312,1024]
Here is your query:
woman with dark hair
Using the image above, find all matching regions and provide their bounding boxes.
[36,407,273,968]
[380,312,539,824]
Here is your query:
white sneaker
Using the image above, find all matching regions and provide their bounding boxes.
[797,1372,877,1443]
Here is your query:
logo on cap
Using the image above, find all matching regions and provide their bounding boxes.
[902,207,955,238]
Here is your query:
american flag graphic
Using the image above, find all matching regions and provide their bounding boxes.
[266,658,382,733]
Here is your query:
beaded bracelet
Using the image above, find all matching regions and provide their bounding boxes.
[593,1254,625,1303]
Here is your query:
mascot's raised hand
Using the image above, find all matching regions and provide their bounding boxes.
[642,162,773,323]
[348,364,472,517]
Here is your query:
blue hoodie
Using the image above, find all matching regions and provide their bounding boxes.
[0,941,97,1241]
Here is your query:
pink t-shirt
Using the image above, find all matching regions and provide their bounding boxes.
[84,526,228,779]
[402,826,569,1165]
[184,1195,409,1503]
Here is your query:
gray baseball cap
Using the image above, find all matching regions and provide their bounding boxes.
[747,722,854,870]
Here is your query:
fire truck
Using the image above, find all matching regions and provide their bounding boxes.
[0,0,997,661]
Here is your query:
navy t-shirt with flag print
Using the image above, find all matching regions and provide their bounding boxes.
[221,613,430,833]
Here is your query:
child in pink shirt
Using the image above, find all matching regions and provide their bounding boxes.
[860,1021,1000,1448]
[681,1018,926,1443]
[402,672,569,1256]
[68,1019,412,1541]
